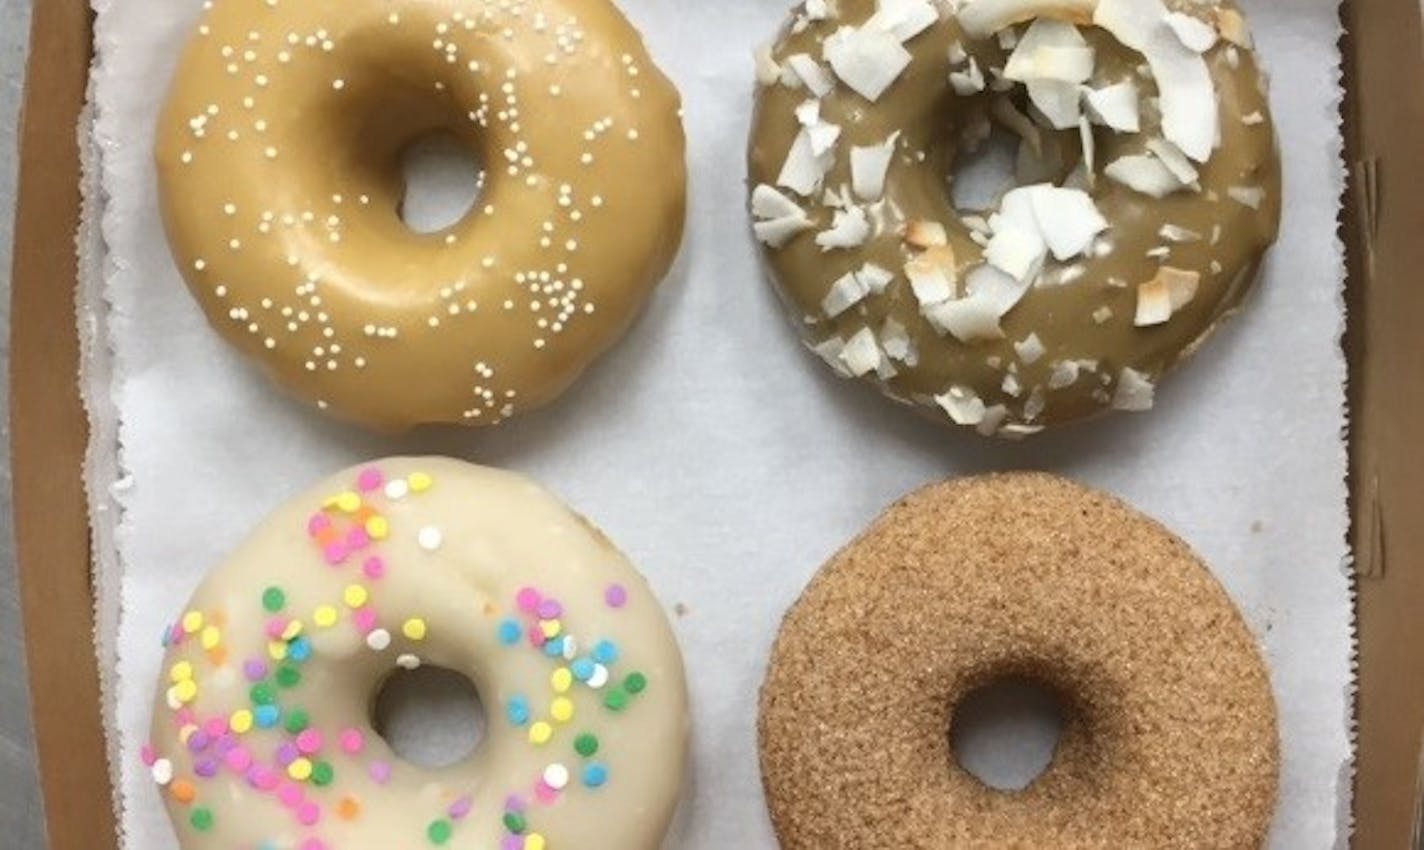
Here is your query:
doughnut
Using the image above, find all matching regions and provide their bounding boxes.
[748,0,1279,436]
[759,473,1278,847]
[156,0,686,429]
[143,458,688,849]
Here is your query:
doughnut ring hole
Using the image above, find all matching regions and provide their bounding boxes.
[949,675,1067,792]
[397,132,486,234]
[370,665,487,769]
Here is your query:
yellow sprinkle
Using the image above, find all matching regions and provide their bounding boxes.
[288,758,313,781]
[313,606,338,628]
[181,611,204,633]
[365,516,389,540]
[528,722,552,745]
[550,697,574,723]
[408,472,433,492]
[268,640,290,661]
[169,661,194,683]
[550,668,572,693]
[343,585,369,608]
[178,723,198,745]
[200,625,222,650]
[282,620,304,641]
[230,709,253,734]
[526,834,546,850]
[402,618,427,641]
[173,678,198,704]
[335,491,361,513]
[539,619,562,639]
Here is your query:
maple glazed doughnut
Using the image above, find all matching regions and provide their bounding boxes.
[748,0,1280,436]
[156,0,685,429]
[759,473,1279,847]
[144,458,688,850]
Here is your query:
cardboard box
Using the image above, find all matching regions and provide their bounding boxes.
[9,0,1420,846]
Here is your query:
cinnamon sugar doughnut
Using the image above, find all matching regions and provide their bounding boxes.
[156,0,685,429]
[748,0,1280,436]
[759,473,1278,847]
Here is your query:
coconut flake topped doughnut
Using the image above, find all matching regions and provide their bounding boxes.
[157,0,686,429]
[748,0,1279,436]
[144,458,688,849]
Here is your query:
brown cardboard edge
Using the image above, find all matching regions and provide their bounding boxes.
[8,0,118,848]
[1343,0,1424,844]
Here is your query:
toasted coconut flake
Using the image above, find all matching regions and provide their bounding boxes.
[1134,265,1199,325]
[810,336,851,376]
[904,219,949,248]
[751,184,813,247]
[858,262,895,293]
[851,131,900,201]
[1092,305,1114,323]
[906,245,958,305]
[1027,79,1084,129]
[1078,116,1096,185]
[1023,385,1047,420]
[1241,110,1265,126]
[866,0,940,42]
[948,39,968,66]
[1112,367,1155,410]
[934,385,988,425]
[752,183,805,220]
[823,25,913,101]
[1014,333,1046,364]
[1048,359,1081,388]
[787,54,835,97]
[925,297,1006,342]
[958,0,1096,38]
[1166,11,1218,53]
[966,263,1034,315]
[880,317,917,364]
[754,216,813,248]
[1158,223,1202,242]
[984,225,1047,281]
[978,404,1010,435]
[949,57,986,95]
[777,129,833,196]
[1083,81,1141,132]
[755,44,783,86]
[805,0,834,21]
[1215,8,1253,48]
[1145,138,1199,185]
[816,207,872,250]
[1228,185,1266,209]
[1027,185,1108,260]
[838,327,883,376]
[1104,154,1187,198]
[1003,18,1093,82]
[822,270,870,316]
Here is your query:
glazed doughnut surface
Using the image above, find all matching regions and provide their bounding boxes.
[749,0,1280,435]
[145,458,687,850]
[157,0,686,429]
[759,473,1278,848]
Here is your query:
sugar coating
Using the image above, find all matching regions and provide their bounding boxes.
[759,473,1278,848]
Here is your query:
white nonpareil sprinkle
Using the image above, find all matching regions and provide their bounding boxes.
[417,525,443,551]
[366,629,392,651]
[543,763,571,790]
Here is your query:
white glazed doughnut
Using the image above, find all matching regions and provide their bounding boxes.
[143,458,688,850]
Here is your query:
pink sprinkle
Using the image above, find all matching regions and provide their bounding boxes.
[307,513,331,535]
[357,468,384,491]
[277,781,304,808]
[295,729,323,755]
[300,840,328,850]
[352,607,378,634]
[175,708,197,727]
[247,765,280,791]
[528,624,546,648]
[449,795,474,819]
[339,728,364,754]
[515,587,541,613]
[265,617,289,639]
[362,556,385,579]
[605,583,628,608]
[504,794,526,813]
[323,542,348,565]
[140,745,157,767]
[224,747,253,773]
[203,717,229,737]
[168,624,186,645]
[368,760,392,784]
[345,526,371,550]
[533,779,557,804]
[296,801,321,826]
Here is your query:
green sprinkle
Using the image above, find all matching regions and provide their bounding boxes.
[261,587,286,612]
[284,708,310,734]
[427,818,453,845]
[502,811,526,834]
[624,672,648,694]
[311,761,334,786]
[574,732,599,757]
[275,665,301,688]
[190,808,214,831]
[249,683,276,706]
[603,688,629,712]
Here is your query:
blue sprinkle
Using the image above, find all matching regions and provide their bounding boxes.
[592,640,620,665]
[254,705,281,729]
[543,636,565,658]
[288,636,313,662]
[570,657,595,682]
[506,695,530,726]
[497,619,522,646]
[582,762,609,788]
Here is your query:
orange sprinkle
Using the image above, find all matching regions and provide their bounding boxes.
[354,506,377,523]
[337,796,361,820]
[315,526,341,546]
[206,646,229,667]
[170,779,197,804]
[210,609,228,628]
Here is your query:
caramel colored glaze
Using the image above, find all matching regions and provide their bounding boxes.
[748,0,1280,435]
[157,0,686,430]
[759,473,1279,848]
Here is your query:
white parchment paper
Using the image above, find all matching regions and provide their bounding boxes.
[85,0,1353,846]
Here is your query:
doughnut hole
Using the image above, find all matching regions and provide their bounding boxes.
[949,675,1067,792]
[370,665,486,769]
[947,124,1020,214]
[397,132,486,234]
